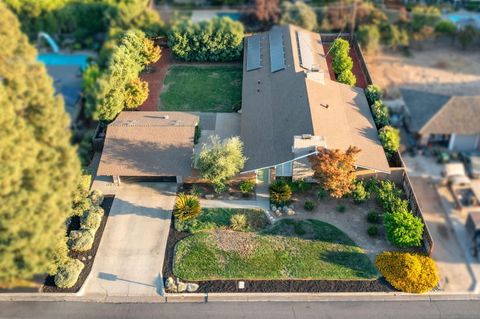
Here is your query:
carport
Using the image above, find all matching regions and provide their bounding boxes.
[97,111,198,184]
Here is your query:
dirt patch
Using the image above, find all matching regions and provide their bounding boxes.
[212,230,258,257]
[42,196,114,293]
[365,47,480,98]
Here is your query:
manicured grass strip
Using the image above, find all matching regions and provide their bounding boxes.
[174,219,378,281]
[175,208,269,233]
[160,65,242,112]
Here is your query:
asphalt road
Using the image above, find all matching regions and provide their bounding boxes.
[1,300,480,319]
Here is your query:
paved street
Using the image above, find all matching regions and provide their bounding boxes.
[83,182,177,297]
[1,300,480,319]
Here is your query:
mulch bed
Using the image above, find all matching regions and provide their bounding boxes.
[162,218,395,293]
[322,43,368,89]
[178,182,255,200]
[42,196,114,293]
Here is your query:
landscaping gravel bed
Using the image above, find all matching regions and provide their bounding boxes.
[42,196,114,293]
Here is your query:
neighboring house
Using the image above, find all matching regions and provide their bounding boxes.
[97,112,198,184]
[401,88,480,152]
[240,25,390,183]
[97,25,390,184]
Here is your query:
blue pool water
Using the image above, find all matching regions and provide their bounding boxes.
[37,53,89,69]
[216,12,241,21]
[444,11,480,28]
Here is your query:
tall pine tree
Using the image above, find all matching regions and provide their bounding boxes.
[0,3,80,286]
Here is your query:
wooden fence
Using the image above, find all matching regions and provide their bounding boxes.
[321,33,434,255]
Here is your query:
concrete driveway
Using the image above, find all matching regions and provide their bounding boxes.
[83,182,176,297]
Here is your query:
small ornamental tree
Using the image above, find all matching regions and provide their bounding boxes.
[309,146,361,198]
[384,209,424,247]
[269,180,292,206]
[197,136,246,191]
[249,0,280,28]
[124,78,149,109]
[279,0,317,31]
[379,126,400,158]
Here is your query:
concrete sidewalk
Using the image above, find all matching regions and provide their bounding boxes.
[82,182,176,297]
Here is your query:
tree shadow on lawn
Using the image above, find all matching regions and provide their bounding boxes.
[265,218,361,248]
[320,251,379,279]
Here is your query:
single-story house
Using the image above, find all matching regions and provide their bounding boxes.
[97,25,390,185]
[401,88,480,152]
[97,111,198,184]
[240,25,390,183]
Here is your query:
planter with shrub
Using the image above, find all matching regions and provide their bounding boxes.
[54,259,85,289]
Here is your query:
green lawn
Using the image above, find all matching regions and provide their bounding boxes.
[160,65,242,112]
[175,208,269,233]
[174,219,378,281]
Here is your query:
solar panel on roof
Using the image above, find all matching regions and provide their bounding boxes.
[269,28,285,73]
[246,36,262,71]
[297,31,314,70]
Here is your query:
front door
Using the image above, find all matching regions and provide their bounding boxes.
[256,168,270,185]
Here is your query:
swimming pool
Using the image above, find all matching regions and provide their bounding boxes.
[37,53,89,69]
[216,12,241,21]
[444,11,480,28]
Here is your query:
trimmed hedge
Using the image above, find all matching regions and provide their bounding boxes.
[80,210,102,232]
[379,126,400,159]
[376,251,439,293]
[54,259,85,289]
[68,229,95,252]
[88,189,104,206]
[384,210,424,247]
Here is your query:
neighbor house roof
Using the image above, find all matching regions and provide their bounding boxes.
[240,25,390,173]
[97,112,198,177]
[401,88,480,135]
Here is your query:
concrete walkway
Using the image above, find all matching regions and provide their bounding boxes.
[410,177,474,292]
[83,182,176,297]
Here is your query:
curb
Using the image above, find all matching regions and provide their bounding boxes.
[1,292,479,303]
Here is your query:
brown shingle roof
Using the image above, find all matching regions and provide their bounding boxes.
[240,25,390,173]
[97,112,198,177]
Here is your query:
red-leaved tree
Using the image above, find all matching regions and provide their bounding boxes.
[309,146,361,198]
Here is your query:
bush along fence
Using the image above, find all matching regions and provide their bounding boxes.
[321,33,434,256]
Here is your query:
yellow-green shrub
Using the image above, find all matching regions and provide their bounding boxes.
[375,251,439,293]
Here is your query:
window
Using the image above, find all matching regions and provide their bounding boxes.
[276,162,293,177]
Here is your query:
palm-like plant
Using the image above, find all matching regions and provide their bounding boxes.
[174,193,201,222]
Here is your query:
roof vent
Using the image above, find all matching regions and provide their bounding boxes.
[320,103,329,109]
[172,120,184,126]
[302,134,312,140]
[159,115,169,120]
[306,68,325,85]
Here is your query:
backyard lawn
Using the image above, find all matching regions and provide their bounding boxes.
[160,65,242,112]
[173,216,378,281]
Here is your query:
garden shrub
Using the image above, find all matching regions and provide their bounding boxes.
[351,180,370,204]
[80,211,102,232]
[379,126,400,158]
[371,100,390,128]
[230,214,247,231]
[380,24,409,49]
[88,189,104,206]
[89,205,105,217]
[54,259,84,289]
[124,78,149,110]
[336,205,346,213]
[304,200,315,211]
[364,177,379,193]
[376,180,408,214]
[330,38,350,57]
[367,211,381,224]
[384,210,424,247]
[364,85,382,106]
[337,69,356,86]
[173,193,201,222]
[279,1,317,31]
[435,20,457,38]
[367,225,379,237]
[68,229,95,252]
[317,187,328,200]
[239,179,256,194]
[375,251,439,293]
[333,53,353,74]
[269,180,292,206]
[289,179,312,193]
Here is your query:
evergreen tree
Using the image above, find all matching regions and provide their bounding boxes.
[0,3,80,286]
